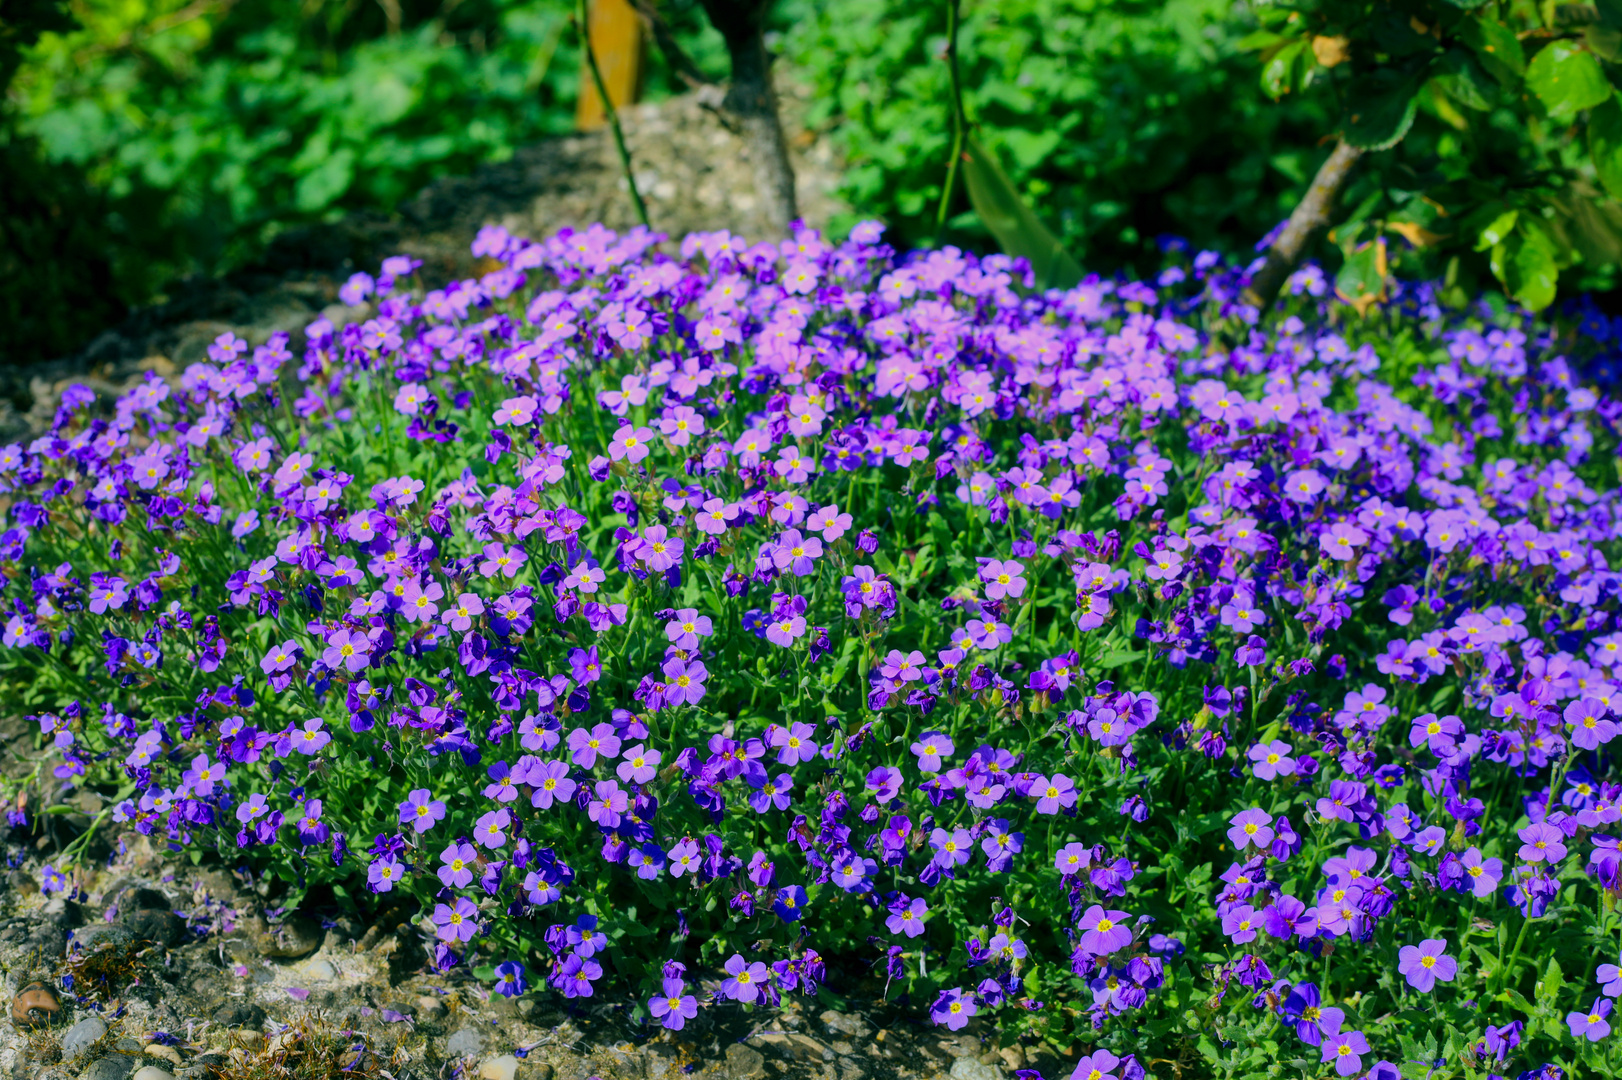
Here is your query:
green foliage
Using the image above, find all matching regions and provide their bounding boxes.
[1238,0,1622,312]
[779,0,1332,269]
[2,0,727,354]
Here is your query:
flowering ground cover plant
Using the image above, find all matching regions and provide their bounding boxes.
[3,221,1622,1080]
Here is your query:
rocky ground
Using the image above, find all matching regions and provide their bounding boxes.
[0,839,1068,1080]
[0,83,846,443]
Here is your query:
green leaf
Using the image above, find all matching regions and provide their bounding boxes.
[960,134,1083,291]
[1335,240,1387,312]
[1343,68,1422,151]
[1236,29,1289,52]
[1460,15,1526,85]
[1591,94,1622,199]
[1526,41,1612,122]
[1432,47,1499,110]
[1490,228,1559,311]
[1535,955,1565,1009]
[1476,208,1519,250]
[1261,39,1310,100]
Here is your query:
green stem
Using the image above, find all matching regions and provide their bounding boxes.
[577,0,651,229]
[933,0,968,240]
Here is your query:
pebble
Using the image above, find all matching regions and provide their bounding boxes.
[11,980,61,1026]
[415,995,447,1020]
[62,1015,109,1058]
[446,1028,485,1058]
[72,924,136,952]
[79,1055,135,1080]
[297,958,336,981]
[726,1043,767,1080]
[119,908,185,947]
[479,1055,520,1080]
[142,1044,183,1065]
[251,911,322,958]
[949,1060,1003,1080]
[133,1069,176,1080]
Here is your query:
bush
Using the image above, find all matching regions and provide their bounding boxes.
[4,221,1622,1077]
[780,0,1330,270]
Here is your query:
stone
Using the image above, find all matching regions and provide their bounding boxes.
[251,912,322,958]
[71,925,135,953]
[12,980,61,1027]
[949,1060,1003,1080]
[211,1002,265,1028]
[42,897,85,927]
[132,1069,176,1080]
[118,909,185,947]
[446,1028,485,1059]
[62,1016,109,1059]
[415,995,447,1020]
[108,885,171,911]
[141,1044,182,1065]
[479,1056,520,1080]
[297,958,336,981]
[727,1044,767,1080]
[819,1010,873,1040]
[114,1039,142,1054]
[997,1046,1026,1071]
[78,1055,135,1080]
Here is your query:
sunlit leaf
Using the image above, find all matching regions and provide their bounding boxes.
[1460,15,1526,85]
[1526,40,1611,122]
[960,134,1083,291]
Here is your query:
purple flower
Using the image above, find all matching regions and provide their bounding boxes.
[432,897,480,943]
[528,760,578,809]
[400,790,446,833]
[1070,1049,1120,1080]
[1396,939,1457,992]
[473,809,510,848]
[660,659,708,706]
[438,842,477,888]
[773,885,808,922]
[929,987,976,1030]
[887,896,928,938]
[910,731,954,772]
[616,744,662,784]
[1227,808,1274,851]
[1032,774,1077,814]
[368,855,403,892]
[493,961,528,997]
[568,723,622,768]
[721,954,769,1003]
[1517,822,1568,864]
[768,722,820,766]
[1078,905,1132,954]
[929,827,973,869]
[1569,998,1614,1041]
[650,978,699,1029]
[1321,1029,1369,1076]
[1247,740,1296,780]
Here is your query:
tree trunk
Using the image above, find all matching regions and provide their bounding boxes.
[1241,140,1363,312]
[698,0,799,239]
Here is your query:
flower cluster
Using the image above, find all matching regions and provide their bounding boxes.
[3,220,1621,1077]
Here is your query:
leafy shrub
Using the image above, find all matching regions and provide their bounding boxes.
[4,0,726,327]
[780,0,1331,270]
[5,220,1622,1078]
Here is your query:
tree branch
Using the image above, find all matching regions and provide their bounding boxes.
[1241,139,1364,312]
[697,0,798,238]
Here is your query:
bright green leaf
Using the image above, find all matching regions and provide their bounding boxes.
[1460,16,1526,85]
[1526,41,1612,122]
[1490,229,1559,311]
[1476,208,1519,250]
[1261,39,1310,100]
[960,134,1083,291]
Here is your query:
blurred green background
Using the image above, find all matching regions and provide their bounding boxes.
[1,0,1326,363]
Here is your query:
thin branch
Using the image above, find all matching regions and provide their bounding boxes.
[630,0,714,89]
[575,0,651,229]
[934,0,968,240]
[1241,139,1364,313]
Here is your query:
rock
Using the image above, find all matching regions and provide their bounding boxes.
[251,912,322,958]
[114,1039,142,1054]
[118,909,185,947]
[415,995,447,1020]
[43,897,85,927]
[819,1010,873,1040]
[297,959,336,981]
[479,1056,520,1080]
[12,980,61,1027]
[71,925,135,953]
[107,884,171,911]
[141,1045,182,1065]
[132,1069,176,1080]
[949,1060,1003,1080]
[727,1044,767,1080]
[79,1057,134,1080]
[446,1028,485,1059]
[62,1016,109,1059]
[997,1046,1026,1070]
[7,868,38,894]
[211,1002,265,1028]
